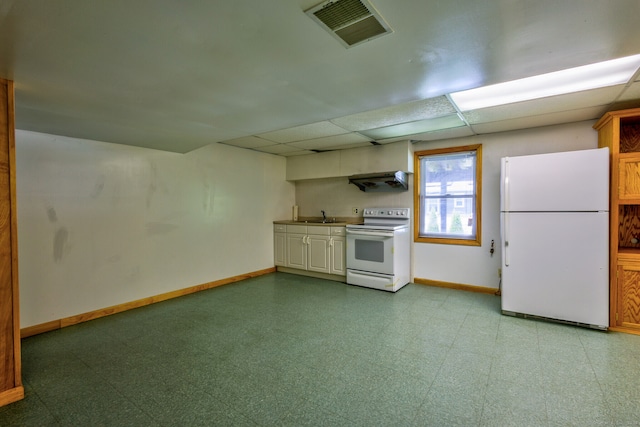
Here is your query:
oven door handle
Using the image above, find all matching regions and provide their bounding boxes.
[347,229,394,237]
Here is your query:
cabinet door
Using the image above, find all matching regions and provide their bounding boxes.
[286,233,307,270]
[307,234,330,274]
[274,232,286,266]
[330,236,346,276]
[616,259,640,330]
[619,155,640,201]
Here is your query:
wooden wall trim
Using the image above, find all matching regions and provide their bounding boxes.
[20,320,61,338]
[21,267,276,338]
[414,277,500,295]
[7,79,20,399]
[0,78,21,407]
[0,386,24,407]
[608,326,640,336]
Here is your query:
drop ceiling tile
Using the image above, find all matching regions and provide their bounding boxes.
[252,143,307,155]
[316,141,372,151]
[462,85,625,124]
[219,136,277,149]
[371,138,404,144]
[287,133,371,150]
[471,105,608,134]
[331,96,457,131]
[257,121,350,143]
[393,126,475,143]
[618,81,640,101]
[279,150,316,157]
[359,113,465,139]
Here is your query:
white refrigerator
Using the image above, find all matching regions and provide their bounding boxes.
[500,148,609,329]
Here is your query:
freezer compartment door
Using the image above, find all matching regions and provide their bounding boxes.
[501,212,608,328]
[501,148,609,212]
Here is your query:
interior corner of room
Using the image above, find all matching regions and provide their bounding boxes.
[3,0,640,411]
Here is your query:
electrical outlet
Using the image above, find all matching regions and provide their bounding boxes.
[352,207,359,215]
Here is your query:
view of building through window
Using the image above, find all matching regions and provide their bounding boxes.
[414,145,481,245]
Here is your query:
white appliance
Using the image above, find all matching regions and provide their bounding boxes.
[500,148,609,329]
[346,208,411,292]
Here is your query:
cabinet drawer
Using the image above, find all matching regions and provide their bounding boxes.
[307,225,331,236]
[274,224,287,233]
[331,226,346,236]
[286,224,307,234]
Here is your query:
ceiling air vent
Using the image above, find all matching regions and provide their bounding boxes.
[305,0,392,48]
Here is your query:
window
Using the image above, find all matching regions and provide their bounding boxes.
[414,144,481,246]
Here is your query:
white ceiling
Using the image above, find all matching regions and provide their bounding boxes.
[1,0,640,155]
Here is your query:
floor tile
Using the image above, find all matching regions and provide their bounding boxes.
[480,379,548,427]
[544,389,612,427]
[415,382,486,427]
[2,274,637,427]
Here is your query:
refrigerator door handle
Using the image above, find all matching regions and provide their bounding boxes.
[503,158,509,213]
[502,158,510,267]
[503,212,510,267]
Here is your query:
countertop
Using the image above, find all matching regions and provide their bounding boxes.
[274,217,362,226]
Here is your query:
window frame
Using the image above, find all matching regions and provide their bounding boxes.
[413,144,482,246]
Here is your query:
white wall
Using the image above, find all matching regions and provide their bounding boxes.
[16,131,295,328]
[15,121,600,328]
[293,120,600,289]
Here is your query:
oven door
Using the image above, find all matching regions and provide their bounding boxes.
[346,228,395,275]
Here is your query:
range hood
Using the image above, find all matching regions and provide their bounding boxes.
[348,171,408,192]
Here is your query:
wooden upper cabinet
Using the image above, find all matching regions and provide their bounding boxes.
[594,107,640,334]
[618,154,640,201]
[0,78,23,407]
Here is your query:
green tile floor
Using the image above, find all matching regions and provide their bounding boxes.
[2,272,640,426]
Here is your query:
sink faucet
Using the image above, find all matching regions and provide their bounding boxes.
[321,210,327,223]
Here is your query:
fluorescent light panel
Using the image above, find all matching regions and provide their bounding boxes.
[450,54,640,111]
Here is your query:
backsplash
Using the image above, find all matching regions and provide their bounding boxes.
[294,176,413,219]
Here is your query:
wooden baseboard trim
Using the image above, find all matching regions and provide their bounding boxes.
[414,277,499,295]
[0,386,24,407]
[20,320,61,338]
[20,267,276,338]
[608,326,640,336]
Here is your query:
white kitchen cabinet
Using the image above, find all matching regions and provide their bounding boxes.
[286,151,340,181]
[286,232,307,270]
[339,140,413,177]
[273,224,286,266]
[307,232,331,274]
[285,140,412,181]
[274,224,346,281]
[330,227,346,276]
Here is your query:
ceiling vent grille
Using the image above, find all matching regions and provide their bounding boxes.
[305,0,392,48]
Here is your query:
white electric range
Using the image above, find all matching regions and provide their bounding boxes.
[346,208,411,292]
